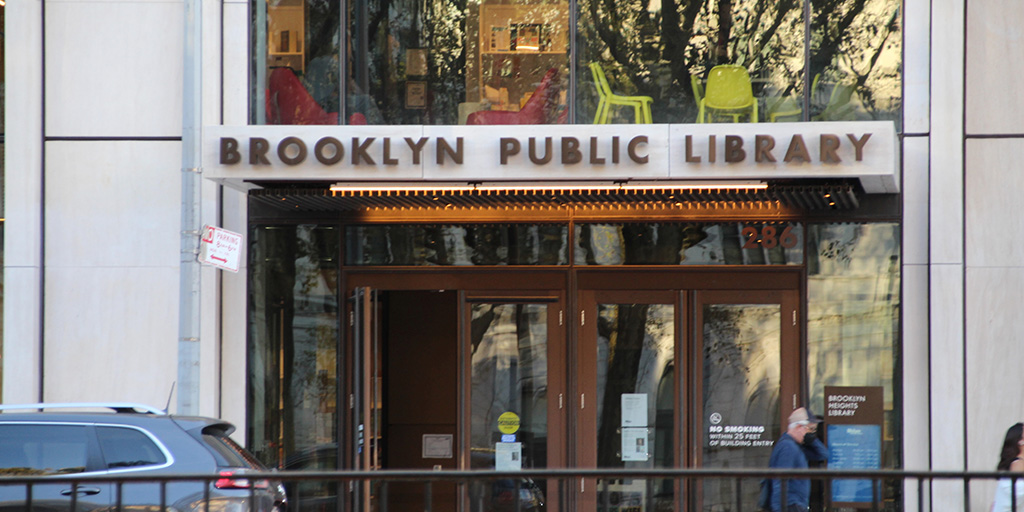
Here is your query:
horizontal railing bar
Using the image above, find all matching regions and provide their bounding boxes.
[0,468,1018,484]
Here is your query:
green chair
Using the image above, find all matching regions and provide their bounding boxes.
[698,64,758,123]
[590,62,653,124]
[814,78,858,121]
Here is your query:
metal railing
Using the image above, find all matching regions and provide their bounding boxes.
[0,468,1018,512]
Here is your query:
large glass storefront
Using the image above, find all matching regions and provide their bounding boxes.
[252,0,901,125]
[247,219,901,510]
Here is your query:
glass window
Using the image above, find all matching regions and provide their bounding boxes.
[577,0,900,124]
[574,222,803,265]
[810,0,902,124]
[254,0,898,125]
[0,425,91,475]
[594,303,675,511]
[247,225,340,468]
[806,222,900,471]
[96,427,168,469]
[345,224,569,265]
[469,303,549,511]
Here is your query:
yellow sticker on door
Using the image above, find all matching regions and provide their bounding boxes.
[497,412,521,434]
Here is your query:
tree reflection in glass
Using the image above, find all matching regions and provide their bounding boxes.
[595,303,674,512]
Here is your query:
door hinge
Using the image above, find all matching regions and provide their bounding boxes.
[559,310,564,326]
[792,310,797,326]
[581,479,585,493]
[793,394,797,409]
[580,393,585,409]
[559,393,563,410]
[581,310,585,326]
[349,310,355,327]
[349,394,355,409]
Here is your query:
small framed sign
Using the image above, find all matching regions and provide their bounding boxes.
[406,81,427,109]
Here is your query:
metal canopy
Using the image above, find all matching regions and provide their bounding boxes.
[249,181,862,212]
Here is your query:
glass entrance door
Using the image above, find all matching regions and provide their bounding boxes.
[465,293,566,512]
[577,291,678,512]
[694,290,799,511]
[346,276,567,512]
[578,287,800,512]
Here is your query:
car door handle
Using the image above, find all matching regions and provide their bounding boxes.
[60,487,102,496]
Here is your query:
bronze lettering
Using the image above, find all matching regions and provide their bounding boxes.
[820,134,841,163]
[847,133,871,161]
[783,135,810,163]
[405,137,428,165]
[724,135,745,163]
[562,137,582,164]
[529,137,553,164]
[278,137,307,165]
[755,135,776,162]
[627,136,648,164]
[249,137,271,165]
[685,135,701,163]
[612,136,620,164]
[220,137,240,165]
[436,137,464,165]
[589,137,605,164]
[351,137,376,165]
[381,138,398,165]
[314,137,344,165]
[709,135,716,163]
[500,138,521,164]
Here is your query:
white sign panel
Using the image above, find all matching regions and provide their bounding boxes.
[621,393,648,427]
[495,442,522,471]
[199,225,242,273]
[204,121,899,193]
[621,427,650,462]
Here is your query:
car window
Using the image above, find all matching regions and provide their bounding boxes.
[201,428,267,470]
[0,424,91,475]
[96,426,168,469]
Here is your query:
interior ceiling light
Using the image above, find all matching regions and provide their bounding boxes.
[329,181,768,193]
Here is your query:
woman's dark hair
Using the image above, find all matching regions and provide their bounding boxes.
[998,423,1024,470]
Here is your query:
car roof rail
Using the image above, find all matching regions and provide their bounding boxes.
[0,402,167,415]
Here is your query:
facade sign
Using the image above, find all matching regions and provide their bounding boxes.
[204,121,899,193]
[825,385,884,508]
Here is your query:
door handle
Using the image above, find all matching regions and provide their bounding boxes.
[61,487,102,496]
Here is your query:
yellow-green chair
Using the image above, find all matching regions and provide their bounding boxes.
[814,78,858,121]
[590,62,653,124]
[698,64,757,123]
[690,74,704,111]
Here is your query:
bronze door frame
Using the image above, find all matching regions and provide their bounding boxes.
[343,267,804,512]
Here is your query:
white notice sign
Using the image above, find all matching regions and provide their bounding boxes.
[621,427,650,462]
[621,393,648,427]
[495,442,522,471]
[199,225,243,273]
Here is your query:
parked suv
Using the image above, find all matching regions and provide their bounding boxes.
[0,402,286,512]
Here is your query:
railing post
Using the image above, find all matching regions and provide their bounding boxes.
[424,480,432,512]
[202,479,210,512]
[734,477,743,511]
[515,478,523,512]
[780,478,788,511]
[160,480,167,512]
[918,478,925,512]
[871,478,879,512]
[1013,475,1019,512]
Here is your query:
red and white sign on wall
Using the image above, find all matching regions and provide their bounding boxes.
[199,225,243,273]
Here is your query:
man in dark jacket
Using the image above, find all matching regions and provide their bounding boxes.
[768,407,828,512]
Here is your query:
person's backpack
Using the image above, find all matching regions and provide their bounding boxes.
[757,478,772,511]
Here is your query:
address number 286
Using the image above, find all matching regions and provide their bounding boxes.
[741,225,798,250]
